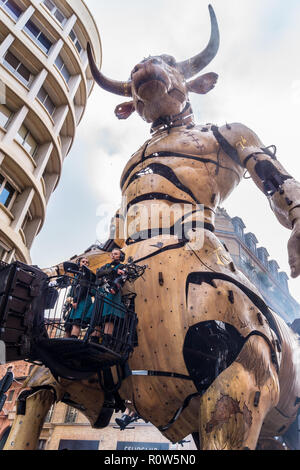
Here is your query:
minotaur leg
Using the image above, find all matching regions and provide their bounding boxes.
[4,388,55,450]
[198,336,280,450]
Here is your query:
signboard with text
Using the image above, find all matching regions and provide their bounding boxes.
[117,441,169,451]
[58,440,99,450]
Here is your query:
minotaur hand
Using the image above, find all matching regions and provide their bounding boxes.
[288,220,300,278]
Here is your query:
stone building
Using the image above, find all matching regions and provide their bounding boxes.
[215,207,300,323]
[0,360,33,446]
[0,360,196,450]
[37,403,196,451]
[0,0,101,264]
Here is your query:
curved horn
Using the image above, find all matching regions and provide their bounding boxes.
[87,43,132,97]
[177,5,220,79]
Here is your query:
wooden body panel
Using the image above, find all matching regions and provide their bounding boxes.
[120,125,244,238]
[261,312,300,437]
[113,230,286,441]
[198,344,280,450]
[125,231,277,371]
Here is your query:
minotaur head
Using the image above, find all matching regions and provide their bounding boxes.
[87,5,219,124]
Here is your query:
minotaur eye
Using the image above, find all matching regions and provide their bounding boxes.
[131,66,139,75]
[151,58,162,65]
[167,58,176,66]
[160,55,176,67]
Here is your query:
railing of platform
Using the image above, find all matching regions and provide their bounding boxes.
[0,259,146,371]
[43,261,145,358]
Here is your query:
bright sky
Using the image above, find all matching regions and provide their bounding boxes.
[31,0,300,304]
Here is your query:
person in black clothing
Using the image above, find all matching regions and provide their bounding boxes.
[91,248,126,340]
[115,408,139,430]
[64,257,95,338]
[0,367,14,412]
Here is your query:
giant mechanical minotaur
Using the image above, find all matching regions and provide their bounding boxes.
[4,5,300,450]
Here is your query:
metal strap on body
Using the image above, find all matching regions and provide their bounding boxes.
[243,145,278,168]
[158,393,200,432]
[125,221,215,246]
[150,102,193,134]
[243,152,263,167]
[98,366,123,394]
[211,125,242,167]
[131,370,193,380]
[131,370,197,432]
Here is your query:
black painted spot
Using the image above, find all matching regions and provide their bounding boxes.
[183,321,245,394]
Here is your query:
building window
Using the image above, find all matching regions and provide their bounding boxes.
[64,406,77,423]
[55,55,70,83]
[240,250,248,264]
[244,233,258,255]
[37,439,46,450]
[269,261,279,280]
[69,29,82,54]
[37,87,56,116]
[43,0,67,26]
[21,211,32,237]
[3,51,34,87]
[248,240,255,252]
[45,404,54,423]
[278,272,289,292]
[7,390,14,402]
[0,244,7,260]
[0,175,15,209]
[233,223,244,239]
[16,124,38,157]
[0,104,13,129]
[24,20,53,55]
[0,0,23,21]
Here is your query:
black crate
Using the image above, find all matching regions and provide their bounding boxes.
[0,262,49,362]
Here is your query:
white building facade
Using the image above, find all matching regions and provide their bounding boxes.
[0,0,101,263]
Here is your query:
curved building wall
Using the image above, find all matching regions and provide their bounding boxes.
[0,0,101,263]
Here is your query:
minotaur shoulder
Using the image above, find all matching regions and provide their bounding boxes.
[212,123,268,167]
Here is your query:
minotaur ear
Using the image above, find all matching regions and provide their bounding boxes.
[115,101,136,120]
[187,72,218,94]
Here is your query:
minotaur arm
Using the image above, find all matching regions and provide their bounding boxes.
[220,122,300,278]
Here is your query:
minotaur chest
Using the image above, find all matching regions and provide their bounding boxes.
[120,125,244,212]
